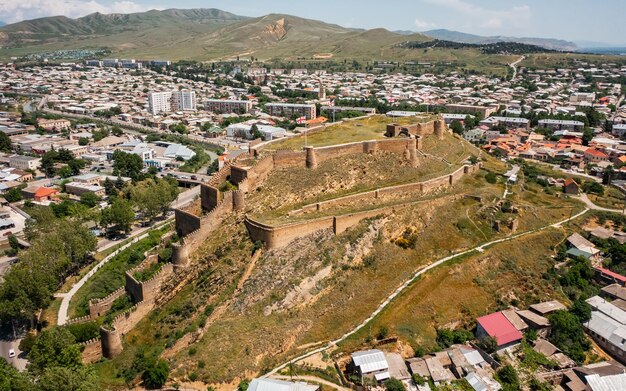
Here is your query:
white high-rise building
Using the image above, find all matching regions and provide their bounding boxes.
[172,91,197,111]
[148,92,172,115]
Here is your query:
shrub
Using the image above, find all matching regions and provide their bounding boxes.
[385,378,406,391]
[66,321,100,343]
[485,172,497,184]
[495,364,520,391]
[142,359,169,389]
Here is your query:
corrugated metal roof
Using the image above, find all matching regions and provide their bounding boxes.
[585,373,626,391]
[248,378,318,391]
[587,296,626,325]
[586,311,626,354]
[351,349,388,374]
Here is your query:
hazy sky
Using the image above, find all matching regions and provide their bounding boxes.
[3,0,625,45]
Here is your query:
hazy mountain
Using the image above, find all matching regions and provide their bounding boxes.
[422,29,578,51]
[0,10,430,60]
[0,21,5,27]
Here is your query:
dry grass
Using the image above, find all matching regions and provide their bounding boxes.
[263,115,435,152]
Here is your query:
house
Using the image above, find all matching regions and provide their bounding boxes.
[350,349,389,382]
[247,378,319,391]
[563,178,580,195]
[33,187,59,202]
[9,155,41,171]
[516,310,551,338]
[594,267,626,287]
[584,148,609,163]
[584,296,626,364]
[530,300,567,317]
[566,233,602,261]
[476,312,523,348]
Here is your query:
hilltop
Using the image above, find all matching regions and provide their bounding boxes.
[422,28,578,51]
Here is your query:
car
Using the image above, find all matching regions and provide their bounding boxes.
[190,175,197,180]
[8,349,15,358]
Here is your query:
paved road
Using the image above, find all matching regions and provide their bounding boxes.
[264,207,590,377]
[57,186,199,325]
[0,337,27,371]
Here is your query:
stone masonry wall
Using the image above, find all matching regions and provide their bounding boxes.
[89,287,125,319]
[174,208,201,237]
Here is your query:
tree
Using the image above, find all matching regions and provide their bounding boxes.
[112,150,144,181]
[27,327,81,373]
[0,131,12,153]
[101,198,134,233]
[548,310,590,364]
[570,298,592,323]
[142,359,169,389]
[450,120,464,135]
[104,177,116,196]
[131,178,178,221]
[251,123,263,140]
[169,123,187,134]
[41,151,57,177]
[485,172,498,184]
[476,336,498,353]
[37,366,100,391]
[4,187,23,203]
[79,192,100,208]
[385,378,406,391]
[58,165,73,178]
[57,149,74,163]
[582,128,594,146]
[78,137,89,146]
[237,379,250,391]
[0,358,31,391]
[602,166,615,186]
[111,125,123,136]
[582,181,604,196]
[495,364,520,391]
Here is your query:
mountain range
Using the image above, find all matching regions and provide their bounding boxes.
[421,29,578,51]
[0,9,433,61]
[0,8,591,61]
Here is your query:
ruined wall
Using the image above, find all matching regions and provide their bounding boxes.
[234,155,274,192]
[89,287,125,319]
[207,163,232,187]
[174,208,201,237]
[230,165,248,185]
[449,166,466,184]
[100,300,154,358]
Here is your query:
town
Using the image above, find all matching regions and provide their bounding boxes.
[2,4,626,391]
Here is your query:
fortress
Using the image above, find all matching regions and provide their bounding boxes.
[172,117,479,260]
[75,116,480,363]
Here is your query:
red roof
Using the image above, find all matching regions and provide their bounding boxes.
[564,178,579,187]
[595,267,626,283]
[34,187,58,198]
[585,148,608,158]
[477,312,523,346]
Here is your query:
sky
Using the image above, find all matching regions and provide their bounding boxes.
[2,0,625,45]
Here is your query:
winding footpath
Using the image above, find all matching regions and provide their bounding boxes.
[264,207,590,377]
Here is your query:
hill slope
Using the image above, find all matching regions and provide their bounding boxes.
[0,9,432,61]
[423,29,577,51]
[0,8,247,52]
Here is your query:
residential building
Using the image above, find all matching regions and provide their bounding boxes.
[205,99,252,114]
[584,296,626,364]
[538,119,585,131]
[445,104,498,118]
[563,178,580,195]
[566,233,602,260]
[37,118,71,131]
[476,311,523,348]
[65,182,105,197]
[480,116,530,130]
[148,91,172,115]
[247,378,318,391]
[350,349,390,382]
[9,155,40,171]
[584,148,609,163]
[266,103,316,120]
[172,91,196,111]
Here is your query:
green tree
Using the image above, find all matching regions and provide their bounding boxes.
[79,192,101,208]
[103,177,116,196]
[112,150,144,181]
[27,327,81,373]
[548,310,590,364]
[142,359,169,389]
[0,358,31,391]
[450,120,464,135]
[582,128,594,146]
[41,151,57,177]
[169,123,187,134]
[4,187,23,203]
[0,131,12,153]
[78,137,89,146]
[251,123,263,140]
[495,364,520,391]
[131,178,178,221]
[237,379,250,391]
[385,378,406,391]
[602,166,615,186]
[485,172,498,184]
[101,198,134,233]
[37,366,100,391]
